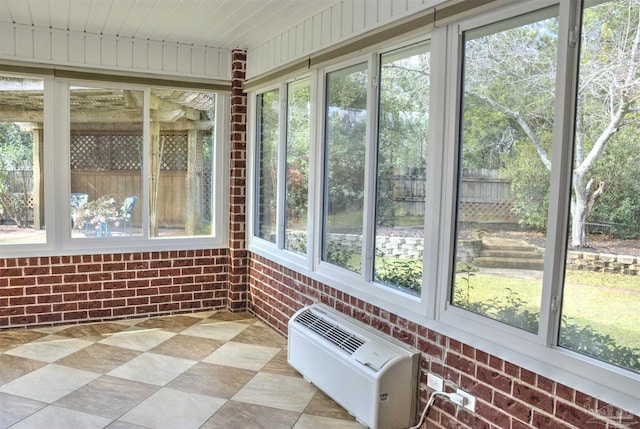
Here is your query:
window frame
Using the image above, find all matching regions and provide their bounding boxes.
[246,0,639,413]
[0,76,230,257]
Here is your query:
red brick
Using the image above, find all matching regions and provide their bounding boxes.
[493,392,531,422]
[513,382,553,412]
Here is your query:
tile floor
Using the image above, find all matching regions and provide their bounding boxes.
[0,311,366,429]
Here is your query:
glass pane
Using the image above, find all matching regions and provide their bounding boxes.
[323,63,368,272]
[559,0,639,373]
[374,43,430,295]
[256,89,279,242]
[149,89,216,238]
[0,76,46,244]
[285,79,311,255]
[452,9,559,332]
[70,86,143,238]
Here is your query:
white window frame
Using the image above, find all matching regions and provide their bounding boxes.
[0,76,230,258]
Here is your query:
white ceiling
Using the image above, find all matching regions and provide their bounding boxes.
[0,0,340,50]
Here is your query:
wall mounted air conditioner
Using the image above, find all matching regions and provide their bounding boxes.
[288,303,420,429]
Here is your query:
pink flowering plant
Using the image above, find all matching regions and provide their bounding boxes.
[72,195,124,232]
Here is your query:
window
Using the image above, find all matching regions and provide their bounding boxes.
[247,0,639,411]
[323,63,368,273]
[374,43,430,295]
[452,8,559,332]
[0,75,46,244]
[0,73,227,255]
[148,88,217,238]
[69,85,144,239]
[284,79,311,255]
[256,89,280,243]
[559,0,639,372]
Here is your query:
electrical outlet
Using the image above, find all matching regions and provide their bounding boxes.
[455,388,476,412]
[426,373,444,391]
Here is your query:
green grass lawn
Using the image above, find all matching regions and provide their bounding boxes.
[455,271,640,350]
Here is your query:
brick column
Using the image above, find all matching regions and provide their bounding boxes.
[228,49,248,311]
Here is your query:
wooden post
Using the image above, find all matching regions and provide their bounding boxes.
[185,128,200,235]
[149,121,161,236]
[32,127,44,230]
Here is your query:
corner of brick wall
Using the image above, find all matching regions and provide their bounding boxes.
[227,49,249,312]
[247,253,639,429]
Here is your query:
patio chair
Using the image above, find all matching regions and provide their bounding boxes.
[122,195,138,236]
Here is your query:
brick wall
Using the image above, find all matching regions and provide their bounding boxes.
[0,249,229,328]
[228,48,249,311]
[248,253,639,429]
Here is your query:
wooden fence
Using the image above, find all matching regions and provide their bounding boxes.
[385,167,519,223]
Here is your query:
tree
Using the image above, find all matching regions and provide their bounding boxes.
[463,0,639,247]
[0,122,33,227]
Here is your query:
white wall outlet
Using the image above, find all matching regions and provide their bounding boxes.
[426,373,444,391]
[455,388,476,412]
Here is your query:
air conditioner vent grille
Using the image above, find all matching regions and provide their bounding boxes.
[294,309,365,355]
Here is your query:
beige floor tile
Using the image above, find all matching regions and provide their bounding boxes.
[0,364,99,403]
[54,375,158,419]
[133,315,202,333]
[119,387,226,429]
[105,421,150,429]
[8,405,111,429]
[231,324,287,348]
[4,337,92,363]
[0,392,46,428]
[181,321,250,341]
[232,372,317,413]
[98,328,175,351]
[56,322,128,341]
[55,343,141,374]
[202,341,280,371]
[0,354,47,386]
[203,310,255,322]
[260,348,301,378]
[201,400,300,429]
[167,362,255,399]
[304,390,354,420]
[293,414,366,429]
[148,334,220,361]
[107,352,196,386]
[0,330,47,353]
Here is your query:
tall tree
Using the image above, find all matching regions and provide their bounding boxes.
[464,0,639,247]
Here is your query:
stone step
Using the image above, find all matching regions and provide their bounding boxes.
[480,249,543,259]
[473,256,544,270]
[481,236,535,252]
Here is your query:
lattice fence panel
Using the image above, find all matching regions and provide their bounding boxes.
[459,200,520,223]
[111,134,142,170]
[160,133,188,171]
[70,134,110,170]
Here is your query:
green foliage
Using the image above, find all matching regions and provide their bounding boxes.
[374,258,422,294]
[0,122,34,227]
[325,65,367,218]
[325,241,355,270]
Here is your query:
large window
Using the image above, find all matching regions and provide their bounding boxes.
[559,0,639,372]
[148,88,217,238]
[0,76,46,244]
[452,9,559,332]
[69,85,144,239]
[256,89,280,243]
[374,43,430,296]
[284,79,311,255]
[323,63,368,273]
[248,0,639,411]
[0,74,226,255]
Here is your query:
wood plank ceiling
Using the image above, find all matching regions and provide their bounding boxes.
[0,0,339,49]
